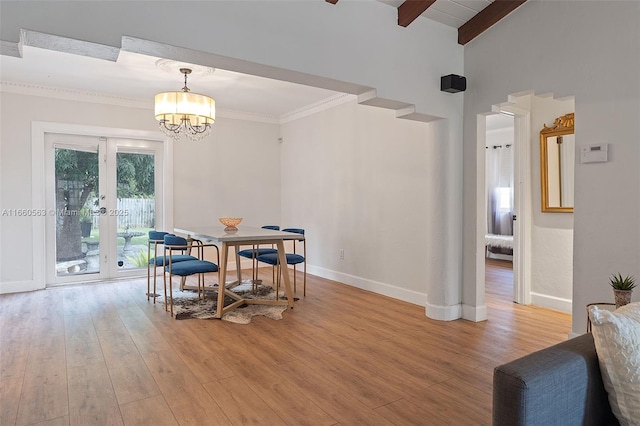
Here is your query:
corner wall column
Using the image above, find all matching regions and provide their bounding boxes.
[425,118,463,320]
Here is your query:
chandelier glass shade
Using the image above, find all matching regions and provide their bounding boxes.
[155,68,215,141]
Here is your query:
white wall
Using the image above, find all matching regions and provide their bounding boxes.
[172,117,281,230]
[0,87,448,311]
[1,1,467,318]
[0,92,154,285]
[529,95,574,311]
[463,0,640,334]
[280,99,436,304]
[0,91,281,289]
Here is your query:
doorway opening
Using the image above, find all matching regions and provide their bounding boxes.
[44,134,164,285]
[485,113,516,301]
[476,91,575,315]
[31,122,170,289]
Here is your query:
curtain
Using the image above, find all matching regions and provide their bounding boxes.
[486,145,514,236]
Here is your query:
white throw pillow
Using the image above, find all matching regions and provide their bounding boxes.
[589,302,640,426]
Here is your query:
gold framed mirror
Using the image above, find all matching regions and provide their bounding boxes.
[540,113,574,212]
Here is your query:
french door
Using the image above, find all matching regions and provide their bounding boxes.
[44,133,164,285]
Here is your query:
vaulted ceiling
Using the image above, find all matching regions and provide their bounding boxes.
[337,0,528,45]
[0,1,530,120]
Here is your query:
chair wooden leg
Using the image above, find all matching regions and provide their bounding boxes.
[179,276,187,291]
[199,273,205,300]
[196,274,201,300]
[169,275,174,317]
[153,264,159,304]
[252,255,258,293]
[147,244,153,301]
[147,263,151,301]
[293,265,297,294]
[163,268,168,312]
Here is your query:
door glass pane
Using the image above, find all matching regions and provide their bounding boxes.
[54,147,100,276]
[116,151,154,270]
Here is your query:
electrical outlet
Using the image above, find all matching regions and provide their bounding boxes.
[339,249,344,260]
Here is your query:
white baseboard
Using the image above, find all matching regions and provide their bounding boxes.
[462,304,488,322]
[486,253,513,262]
[530,292,572,313]
[307,265,491,322]
[425,302,462,321]
[306,264,427,306]
[0,279,43,294]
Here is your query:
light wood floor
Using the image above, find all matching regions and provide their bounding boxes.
[0,260,570,425]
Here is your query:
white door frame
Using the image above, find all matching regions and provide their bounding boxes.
[477,107,531,306]
[44,134,109,285]
[509,108,532,304]
[106,138,165,278]
[32,121,173,290]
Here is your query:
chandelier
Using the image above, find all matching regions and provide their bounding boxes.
[155,68,215,141]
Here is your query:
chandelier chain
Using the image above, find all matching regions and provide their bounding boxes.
[181,68,191,93]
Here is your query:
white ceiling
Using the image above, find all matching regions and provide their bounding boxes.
[380,0,493,27]
[0,46,346,119]
[0,2,491,118]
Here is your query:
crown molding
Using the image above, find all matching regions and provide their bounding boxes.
[216,109,280,124]
[0,81,285,124]
[0,81,151,109]
[1,81,428,126]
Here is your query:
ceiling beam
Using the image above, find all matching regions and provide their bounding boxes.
[458,0,528,45]
[398,0,437,28]
[325,0,338,4]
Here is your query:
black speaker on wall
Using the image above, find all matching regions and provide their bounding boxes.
[441,74,466,93]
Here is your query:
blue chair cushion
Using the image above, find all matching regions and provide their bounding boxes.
[164,235,188,246]
[150,254,197,266]
[282,228,305,241]
[149,230,170,241]
[166,260,218,276]
[256,253,305,266]
[237,248,278,259]
[282,228,304,235]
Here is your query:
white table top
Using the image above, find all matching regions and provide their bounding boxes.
[174,226,304,243]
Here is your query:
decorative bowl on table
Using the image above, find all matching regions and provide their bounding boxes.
[219,217,242,231]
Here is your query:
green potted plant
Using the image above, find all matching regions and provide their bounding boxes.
[609,273,636,308]
[79,208,93,238]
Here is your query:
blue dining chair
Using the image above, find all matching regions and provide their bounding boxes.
[256,228,306,296]
[147,231,197,302]
[236,225,279,290]
[163,235,220,317]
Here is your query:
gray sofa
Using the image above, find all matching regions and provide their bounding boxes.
[492,333,619,425]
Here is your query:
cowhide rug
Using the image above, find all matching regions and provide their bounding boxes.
[157,281,288,324]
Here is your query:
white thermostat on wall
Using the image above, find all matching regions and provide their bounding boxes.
[580,144,608,163]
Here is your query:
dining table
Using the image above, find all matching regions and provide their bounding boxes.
[173,225,302,319]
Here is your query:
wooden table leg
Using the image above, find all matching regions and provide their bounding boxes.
[215,242,229,319]
[234,244,242,283]
[276,240,295,308]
